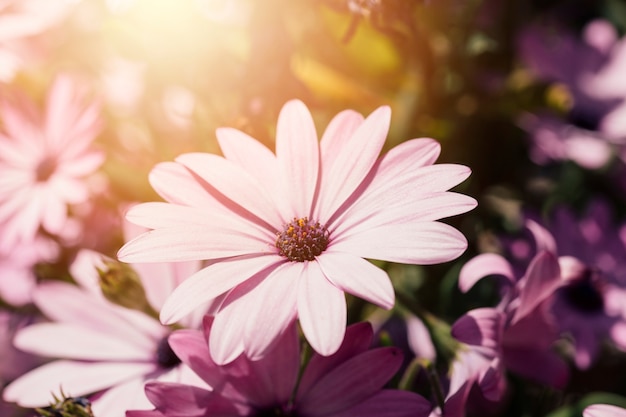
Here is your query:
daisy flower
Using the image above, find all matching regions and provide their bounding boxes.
[2,249,209,417]
[128,319,432,417]
[0,74,104,252]
[118,99,476,363]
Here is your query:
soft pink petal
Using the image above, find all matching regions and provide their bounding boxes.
[512,251,562,324]
[216,127,281,198]
[124,201,273,241]
[3,360,157,407]
[159,255,283,325]
[148,161,228,208]
[297,347,403,416]
[525,219,557,253]
[144,382,237,417]
[317,252,394,309]
[176,152,283,227]
[275,99,319,218]
[91,377,153,417]
[458,253,516,293]
[243,263,299,360]
[168,327,224,388]
[117,224,273,263]
[329,389,432,417]
[331,221,468,265]
[209,272,270,364]
[297,261,347,357]
[14,323,152,361]
[584,404,626,417]
[406,315,437,361]
[316,106,389,220]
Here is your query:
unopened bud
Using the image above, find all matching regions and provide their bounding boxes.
[97,260,157,318]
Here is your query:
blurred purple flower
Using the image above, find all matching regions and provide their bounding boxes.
[0,74,104,253]
[518,19,626,169]
[2,249,210,417]
[128,319,432,417]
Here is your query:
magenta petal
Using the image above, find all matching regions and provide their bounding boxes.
[512,251,562,324]
[451,308,504,354]
[329,390,432,417]
[168,328,223,388]
[458,253,516,293]
[297,347,403,416]
[525,219,557,253]
[275,99,319,217]
[297,322,373,396]
[297,261,347,357]
[584,404,626,417]
[144,382,238,417]
[503,346,570,389]
[316,252,394,309]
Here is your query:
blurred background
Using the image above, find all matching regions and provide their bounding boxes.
[3,0,626,416]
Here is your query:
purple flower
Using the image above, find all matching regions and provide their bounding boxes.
[128,318,432,417]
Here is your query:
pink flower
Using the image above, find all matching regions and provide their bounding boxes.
[2,249,209,417]
[128,319,432,417]
[0,235,58,306]
[0,74,104,253]
[584,404,626,417]
[118,99,476,363]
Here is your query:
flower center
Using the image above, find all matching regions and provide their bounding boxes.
[562,268,604,313]
[275,217,329,262]
[156,335,181,369]
[35,156,57,182]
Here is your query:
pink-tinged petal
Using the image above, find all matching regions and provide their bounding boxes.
[124,201,273,241]
[216,127,280,195]
[297,322,373,396]
[148,162,227,208]
[331,221,468,265]
[477,357,506,401]
[14,323,151,361]
[40,189,67,234]
[176,152,283,228]
[512,251,562,324]
[117,224,273,263]
[275,99,319,218]
[584,404,626,417]
[316,106,388,220]
[329,390,432,417]
[571,325,601,370]
[525,219,557,253]
[406,315,436,361]
[458,253,516,293]
[144,382,239,417]
[33,282,161,350]
[2,360,157,407]
[160,255,283,325]
[91,377,153,417]
[243,263,299,360]
[297,347,403,416]
[503,347,569,389]
[127,411,165,417]
[332,162,471,232]
[451,308,504,355]
[317,252,394,309]
[209,272,270,364]
[296,261,346,357]
[55,151,104,177]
